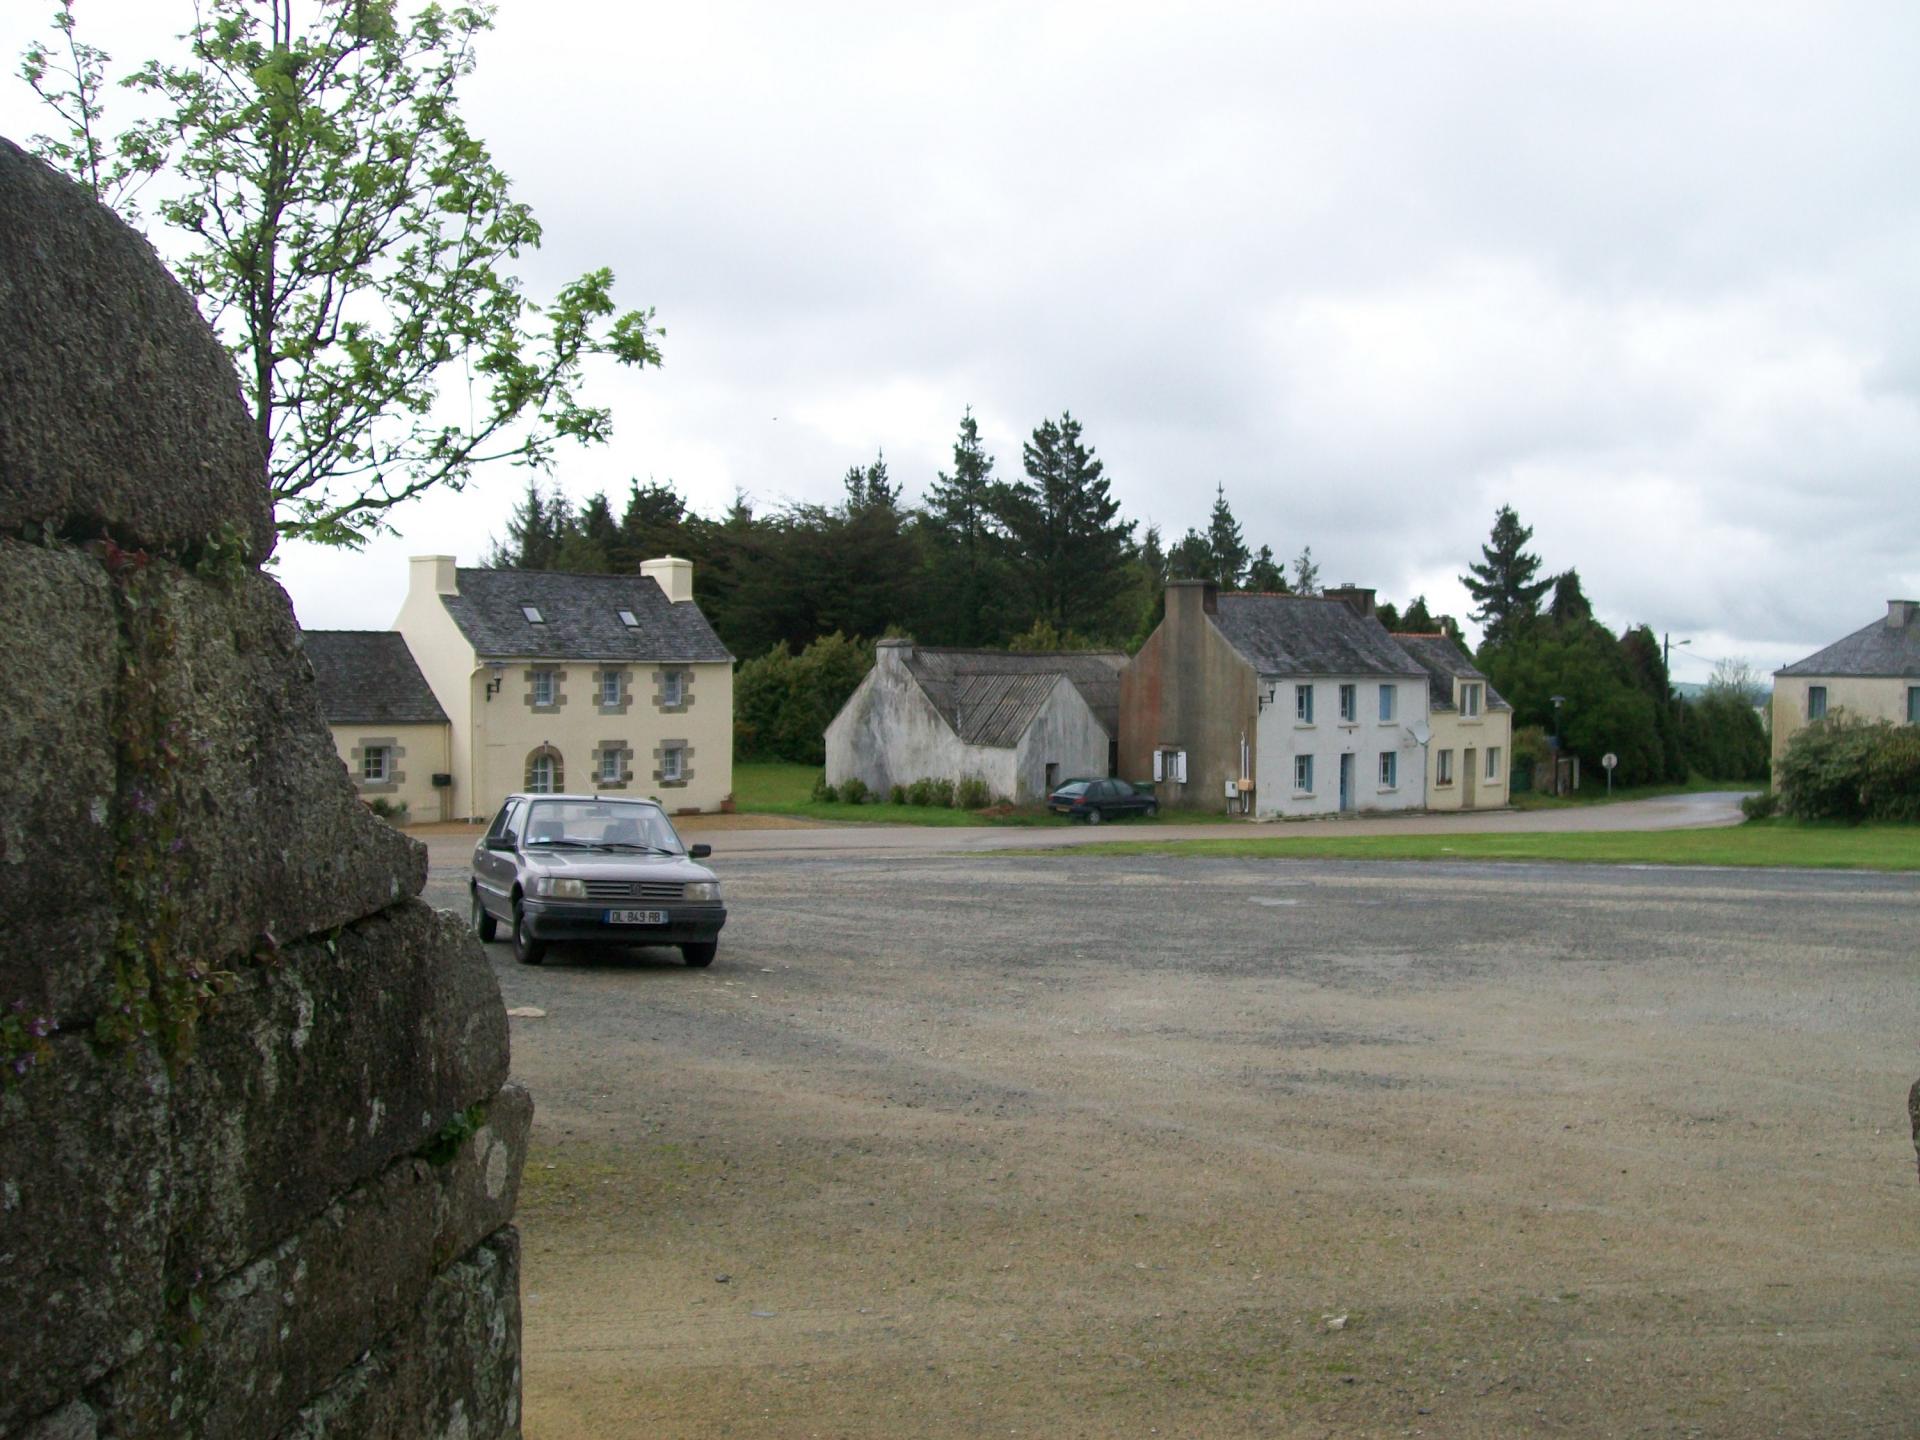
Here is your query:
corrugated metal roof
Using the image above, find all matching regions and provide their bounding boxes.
[903,648,1128,749]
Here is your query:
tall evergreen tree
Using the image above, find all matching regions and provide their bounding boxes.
[1550,568,1593,625]
[1462,505,1553,646]
[922,410,1006,644]
[1292,545,1321,596]
[996,412,1136,639]
[485,477,567,569]
[1402,594,1436,631]
[620,479,689,565]
[1246,545,1287,592]
[1205,484,1250,589]
[1166,529,1215,581]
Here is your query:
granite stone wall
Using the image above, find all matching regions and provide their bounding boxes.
[0,137,527,1439]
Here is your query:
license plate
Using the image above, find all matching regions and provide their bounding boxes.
[605,908,668,925]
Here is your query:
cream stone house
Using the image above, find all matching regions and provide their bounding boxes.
[1771,599,1920,782]
[393,555,735,820]
[1392,633,1513,811]
[304,630,453,823]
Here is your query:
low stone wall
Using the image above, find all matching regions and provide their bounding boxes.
[0,138,527,1438]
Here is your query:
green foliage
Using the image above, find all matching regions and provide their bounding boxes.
[1245,545,1287,593]
[889,784,909,805]
[997,412,1137,639]
[1678,690,1769,781]
[1291,545,1321,596]
[1462,505,1553,647]
[840,776,870,805]
[1777,716,1920,822]
[1740,790,1781,821]
[907,778,937,806]
[810,773,837,803]
[1481,618,1672,784]
[23,0,659,547]
[957,777,991,809]
[1007,618,1099,652]
[734,632,875,765]
[418,1101,489,1167]
[931,778,957,808]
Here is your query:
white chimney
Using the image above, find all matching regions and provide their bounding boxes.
[411,554,457,596]
[641,555,694,604]
[1889,599,1918,629]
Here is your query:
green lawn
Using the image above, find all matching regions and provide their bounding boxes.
[1068,820,1920,871]
[1509,774,1763,811]
[730,762,1246,827]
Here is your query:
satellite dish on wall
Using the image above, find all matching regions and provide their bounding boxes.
[1409,721,1432,746]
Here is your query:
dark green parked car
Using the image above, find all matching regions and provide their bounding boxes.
[1047,777,1157,824]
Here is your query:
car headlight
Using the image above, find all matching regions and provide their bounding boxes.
[684,880,721,902]
[532,877,587,899]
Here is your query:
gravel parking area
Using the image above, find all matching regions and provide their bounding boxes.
[427,850,1920,1439]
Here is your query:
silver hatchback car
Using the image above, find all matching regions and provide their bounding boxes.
[470,793,728,967]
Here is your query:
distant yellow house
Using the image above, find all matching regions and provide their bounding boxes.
[305,630,453,823]
[1392,633,1513,811]
[1771,599,1920,784]
[393,556,736,821]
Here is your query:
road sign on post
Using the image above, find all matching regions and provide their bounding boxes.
[1602,751,1618,796]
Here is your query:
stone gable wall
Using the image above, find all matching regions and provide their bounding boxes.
[0,138,526,1440]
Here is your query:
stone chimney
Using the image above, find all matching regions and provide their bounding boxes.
[641,555,694,604]
[1888,599,1918,629]
[410,554,457,596]
[1167,577,1218,620]
[1324,584,1376,619]
[876,636,914,675]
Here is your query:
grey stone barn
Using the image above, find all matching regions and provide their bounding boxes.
[826,640,1127,802]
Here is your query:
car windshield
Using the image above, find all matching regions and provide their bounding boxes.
[522,800,684,853]
[1054,781,1090,796]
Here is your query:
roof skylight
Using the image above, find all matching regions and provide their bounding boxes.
[522,605,544,623]
[618,609,639,627]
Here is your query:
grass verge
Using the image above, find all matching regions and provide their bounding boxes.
[1067,820,1920,871]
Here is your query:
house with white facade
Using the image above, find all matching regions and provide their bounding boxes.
[826,641,1126,802]
[391,555,735,820]
[1392,632,1513,810]
[1119,581,1430,816]
[1771,599,1920,783]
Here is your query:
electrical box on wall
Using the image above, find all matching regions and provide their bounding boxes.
[1224,779,1239,798]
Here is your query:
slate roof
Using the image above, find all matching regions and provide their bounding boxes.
[302,631,449,725]
[905,648,1128,748]
[1392,632,1510,712]
[441,568,733,662]
[1776,608,1920,678]
[1210,595,1427,680]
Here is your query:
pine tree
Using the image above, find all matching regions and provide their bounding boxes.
[1550,569,1593,625]
[1462,505,1553,647]
[1205,484,1250,589]
[996,412,1136,639]
[1402,594,1436,631]
[1167,530,1214,581]
[1246,546,1288,592]
[485,477,567,569]
[923,410,1004,643]
[1291,545,1321,596]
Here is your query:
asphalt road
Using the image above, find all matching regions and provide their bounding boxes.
[427,844,1920,1439]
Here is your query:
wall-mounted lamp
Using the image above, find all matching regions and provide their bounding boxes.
[1257,684,1277,713]
[485,660,505,701]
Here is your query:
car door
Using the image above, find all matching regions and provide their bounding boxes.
[474,799,523,917]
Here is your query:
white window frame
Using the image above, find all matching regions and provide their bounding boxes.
[597,747,622,784]
[529,753,557,793]
[662,744,685,782]
[1436,748,1454,786]
[1807,685,1827,720]
[1486,745,1501,781]
[1378,751,1396,788]
[661,669,686,707]
[1293,754,1313,793]
[1338,683,1357,723]
[1379,684,1396,723]
[600,671,622,707]
[532,670,556,707]
[362,745,389,783]
[1295,684,1314,724]
[1460,682,1483,718]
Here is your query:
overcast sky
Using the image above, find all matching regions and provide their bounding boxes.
[6,0,1918,677]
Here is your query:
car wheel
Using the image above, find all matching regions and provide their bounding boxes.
[472,891,497,943]
[681,941,717,968]
[1145,801,1158,818]
[1086,807,1103,825]
[512,906,546,966]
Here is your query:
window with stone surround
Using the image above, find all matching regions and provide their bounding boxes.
[526,746,563,793]
[532,670,556,707]
[363,745,389,783]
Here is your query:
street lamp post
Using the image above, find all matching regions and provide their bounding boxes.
[1550,694,1567,795]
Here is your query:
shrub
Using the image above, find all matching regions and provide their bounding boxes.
[889,784,908,805]
[810,773,838,804]
[956,777,991,809]
[907,778,937,807]
[1776,715,1920,821]
[1739,790,1779,821]
[840,776,870,805]
[366,797,408,823]
[930,778,956,808]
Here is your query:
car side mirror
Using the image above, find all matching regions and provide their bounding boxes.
[689,843,711,859]
[485,836,516,852]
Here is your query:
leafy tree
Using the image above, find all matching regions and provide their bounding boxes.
[1008,618,1097,652]
[1373,600,1402,631]
[733,632,875,765]
[1708,656,1766,707]
[1291,545,1321,596]
[1246,545,1287,593]
[620,480,690,567]
[1550,569,1593,625]
[1462,505,1553,646]
[996,412,1136,639]
[21,0,659,546]
[1401,595,1436,631]
[1166,529,1215,581]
